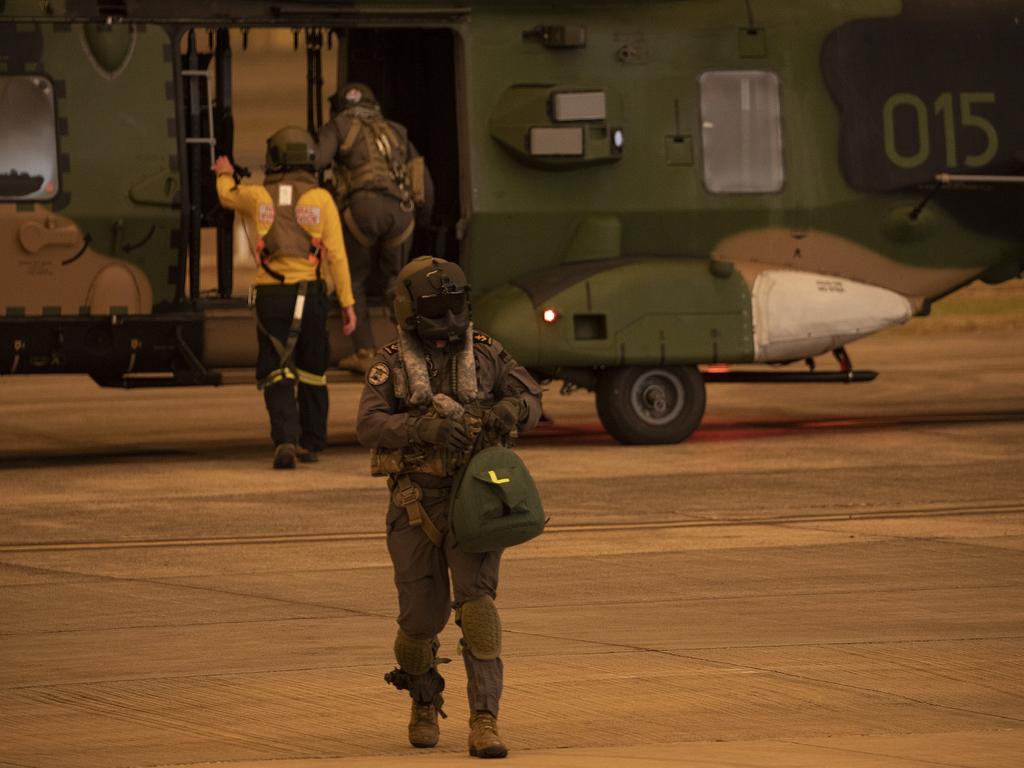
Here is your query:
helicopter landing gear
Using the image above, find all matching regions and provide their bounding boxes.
[596,365,706,444]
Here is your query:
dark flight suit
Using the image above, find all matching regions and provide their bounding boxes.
[355,330,542,716]
[315,107,434,353]
[253,282,330,449]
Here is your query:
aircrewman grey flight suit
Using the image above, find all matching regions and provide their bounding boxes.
[355,330,541,716]
[315,107,434,353]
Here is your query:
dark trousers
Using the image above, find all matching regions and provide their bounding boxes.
[255,281,330,451]
[386,488,504,716]
[343,192,414,351]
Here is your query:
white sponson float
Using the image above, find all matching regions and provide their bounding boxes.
[751,270,913,363]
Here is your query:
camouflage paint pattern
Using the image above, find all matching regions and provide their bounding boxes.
[1,0,1021,383]
[0,19,179,319]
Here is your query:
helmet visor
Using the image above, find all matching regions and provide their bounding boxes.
[416,291,466,319]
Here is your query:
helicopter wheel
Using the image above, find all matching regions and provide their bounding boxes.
[595,365,706,444]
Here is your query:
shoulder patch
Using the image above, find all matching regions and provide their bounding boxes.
[367,361,391,386]
[295,204,321,226]
[473,331,492,345]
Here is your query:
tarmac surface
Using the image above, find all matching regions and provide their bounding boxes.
[1,329,1023,767]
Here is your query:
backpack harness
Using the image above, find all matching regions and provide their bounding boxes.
[255,236,322,284]
[253,174,328,390]
[336,108,417,213]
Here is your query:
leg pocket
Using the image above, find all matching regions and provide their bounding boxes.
[387,504,442,583]
[387,504,451,637]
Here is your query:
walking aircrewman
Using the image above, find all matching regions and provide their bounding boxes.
[215,127,357,468]
[355,256,541,756]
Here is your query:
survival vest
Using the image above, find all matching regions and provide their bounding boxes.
[370,330,541,550]
[331,106,425,211]
[257,170,323,282]
[369,341,514,479]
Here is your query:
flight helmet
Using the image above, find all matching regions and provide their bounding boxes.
[394,256,471,343]
[329,82,379,115]
[265,126,315,172]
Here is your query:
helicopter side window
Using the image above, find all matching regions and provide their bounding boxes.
[0,75,60,201]
[699,70,783,194]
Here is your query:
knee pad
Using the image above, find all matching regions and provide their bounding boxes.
[393,630,437,675]
[457,595,502,660]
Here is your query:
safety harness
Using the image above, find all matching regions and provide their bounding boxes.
[342,206,415,252]
[254,280,329,390]
[336,109,416,208]
[330,109,424,254]
[255,235,323,285]
[252,172,329,390]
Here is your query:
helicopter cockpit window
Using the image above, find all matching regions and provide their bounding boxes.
[699,70,783,193]
[0,76,60,201]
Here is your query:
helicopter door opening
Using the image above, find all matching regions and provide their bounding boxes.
[338,27,462,293]
[179,26,460,303]
[178,26,460,369]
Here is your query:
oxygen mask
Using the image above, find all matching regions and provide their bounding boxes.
[414,282,470,343]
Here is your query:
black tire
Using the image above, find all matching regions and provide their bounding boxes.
[595,365,706,444]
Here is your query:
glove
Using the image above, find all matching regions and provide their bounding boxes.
[411,414,473,451]
[212,155,234,176]
[486,398,525,435]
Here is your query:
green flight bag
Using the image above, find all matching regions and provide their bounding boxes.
[449,446,545,553]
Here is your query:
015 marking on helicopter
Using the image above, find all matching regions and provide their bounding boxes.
[883,91,998,170]
[0,0,1021,444]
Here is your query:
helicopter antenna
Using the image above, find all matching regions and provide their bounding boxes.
[909,180,942,221]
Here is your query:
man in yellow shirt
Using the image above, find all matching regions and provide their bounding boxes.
[214,126,356,469]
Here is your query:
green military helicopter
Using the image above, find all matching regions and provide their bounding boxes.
[1,0,1021,443]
